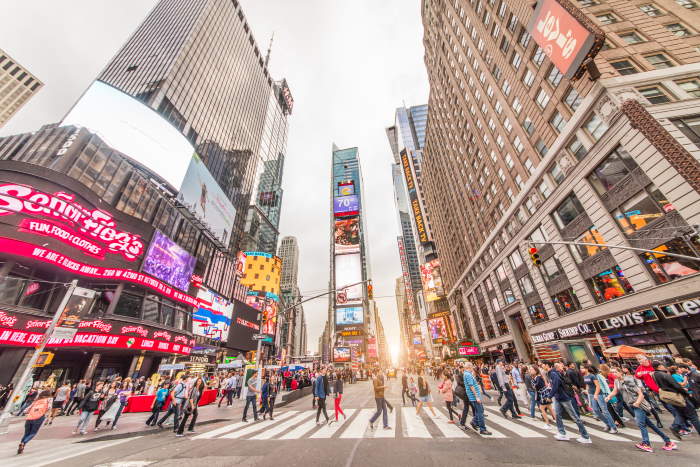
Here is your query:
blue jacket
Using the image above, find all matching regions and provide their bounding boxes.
[313,375,327,399]
[548,369,570,402]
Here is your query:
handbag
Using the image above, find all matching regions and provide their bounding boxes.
[658,388,686,407]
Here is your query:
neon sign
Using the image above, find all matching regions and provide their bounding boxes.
[153,330,172,341]
[121,325,149,337]
[0,311,18,328]
[0,183,144,260]
[20,219,105,259]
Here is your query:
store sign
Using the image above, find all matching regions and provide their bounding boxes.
[339,329,362,337]
[458,345,481,356]
[400,150,428,244]
[429,311,450,319]
[657,298,700,319]
[531,321,596,344]
[596,309,658,332]
[0,183,144,260]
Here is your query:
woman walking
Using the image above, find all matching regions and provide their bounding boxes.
[438,371,458,423]
[176,377,204,436]
[74,382,104,435]
[453,368,470,428]
[332,371,346,422]
[17,390,52,454]
[267,374,279,420]
[110,378,133,430]
[146,383,170,426]
[415,369,437,417]
[46,381,70,425]
[531,365,555,430]
[94,382,120,431]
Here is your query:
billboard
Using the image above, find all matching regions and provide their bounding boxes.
[333,346,351,363]
[420,259,445,302]
[228,299,260,351]
[177,154,236,245]
[338,181,354,196]
[401,150,428,243]
[335,306,364,327]
[335,253,363,305]
[142,230,197,291]
[235,251,247,277]
[527,0,598,79]
[428,317,449,341]
[193,287,233,342]
[334,218,360,254]
[61,80,194,189]
[245,292,278,337]
[334,195,359,217]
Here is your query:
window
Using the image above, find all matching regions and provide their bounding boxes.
[569,226,607,262]
[638,85,672,104]
[564,87,582,111]
[568,137,588,160]
[503,118,513,133]
[505,154,514,169]
[596,13,619,25]
[586,265,634,304]
[532,47,546,67]
[515,174,524,189]
[541,257,564,281]
[579,0,599,6]
[676,0,698,8]
[518,29,532,48]
[677,79,700,97]
[672,116,700,148]
[511,52,522,69]
[522,69,535,87]
[527,302,548,324]
[513,135,524,153]
[498,168,506,182]
[588,147,639,194]
[647,53,675,69]
[495,100,503,114]
[535,139,548,156]
[639,4,663,16]
[547,65,564,86]
[548,162,565,184]
[536,88,551,108]
[553,193,585,228]
[584,113,609,140]
[523,117,535,135]
[525,158,536,174]
[496,263,516,304]
[613,188,669,235]
[502,80,512,96]
[549,110,568,132]
[611,59,639,75]
[618,31,645,44]
[509,249,524,270]
[666,23,691,37]
[539,181,551,198]
[601,40,616,51]
[517,274,535,295]
[497,319,509,335]
[642,237,700,284]
[113,292,143,319]
[512,97,523,114]
[551,288,581,315]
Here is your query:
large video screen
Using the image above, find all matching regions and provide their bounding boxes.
[62,80,194,189]
[142,230,197,291]
[228,299,259,351]
[177,154,236,245]
[334,218,360,254]
[335,253,362,305]
[333,347,351,363]
[245,293,278,337]
[193,287,233,342]
[334,195,359,217]
[420,259,445,302]
[335,306,363,326]
[428,317,449,341]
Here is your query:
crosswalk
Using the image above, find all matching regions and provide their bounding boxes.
[2,436,138,467]
[190,404,657,443]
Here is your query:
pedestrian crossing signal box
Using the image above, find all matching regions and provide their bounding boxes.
[34,352,54,367]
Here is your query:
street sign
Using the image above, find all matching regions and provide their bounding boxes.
[252,334,266,340]
[33,352,54,368]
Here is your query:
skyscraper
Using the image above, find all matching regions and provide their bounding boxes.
[0,49,42,129]
[421,0,700,362]
[277,236,304,358]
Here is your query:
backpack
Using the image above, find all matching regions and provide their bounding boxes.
[27,398,50,420]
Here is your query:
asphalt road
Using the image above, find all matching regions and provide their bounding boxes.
[3,377,700,467]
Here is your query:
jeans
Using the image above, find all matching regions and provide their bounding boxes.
[76,410,93,433]
[243,396,258,421]
[459,398,470,425]
[146,401,164,425]
[268,396,276,418]
[369,397,388,427]
[633,407,669,445]
[445,400,458,421]
[527,389,537,418]
[111,401,127,427]
[22,416,44,444]
[470,401,486,431]
[589,393,616,430]
[177,406,198,434]
[158,400,183,431]
[673,400,700,433]
[316,397,329,422]
[554,399,589,439]
[500,387,517,416]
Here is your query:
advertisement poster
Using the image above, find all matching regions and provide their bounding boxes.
[338,181,354,196]
[142,230,197,291]
[420,259,445,302]
[177,153,236,245]
[333,195,359,217]
[428,317,449,341]
[335,253,363,305]
[228,300,259,351]
[245,293,278,337]
[193,287,233,342]
[53,287,96,339]
[333,346,351,362]
[334,218,360,254]
[335,306,363,327]
[235,251,247,277]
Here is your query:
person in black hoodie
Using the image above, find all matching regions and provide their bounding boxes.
[544,361,591,444]
[73,382,104,435]
[652,361,700,439]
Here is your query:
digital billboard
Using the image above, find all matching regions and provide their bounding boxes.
[193,287,233,342]
[334,195,359,217]
[335,306,363,327]
[61,80,194,189]
[333,346,351,363]
[420,259,445,302]
[338,181,354,196]
[142,230,197,291]
[428,317,449,341]
[228,299,259,351]
[335,253,362,305]
[245,292,278,337]
[177,153,236,245]
[334,218,360,254]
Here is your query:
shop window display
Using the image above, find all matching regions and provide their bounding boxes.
[586,265,634,303]
[613,185,675,235]
[553,193,586,228]
[527,302,548,324]
[641,237,700,283]
[497,319,509,335]
[588,147,638,194]
[550,288,581,315]
[569,226,607,262]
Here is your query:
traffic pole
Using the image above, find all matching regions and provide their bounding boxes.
[0,279,77,435]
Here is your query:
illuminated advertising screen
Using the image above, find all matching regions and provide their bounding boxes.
[334,218,360,254]
[193,287,233,342]
[177,153,236,245]
[61,80,195,189]
[527,0,598,79]
[228,300,259,351]
[245,293,278,337]
[142,230,197,291]
[335,306,363,326]
[420,259,445,302]
[428,317,449,341]
[333,346,351,363]
[235,251,247,277]
[334,195,359,217]
[367,337,378,360]
[335,253,362,305]
[338,181,354,196]
[412,336,422,345]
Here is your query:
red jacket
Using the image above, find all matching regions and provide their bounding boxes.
[635,364,659,393]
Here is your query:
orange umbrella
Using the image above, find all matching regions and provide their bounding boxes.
[602,345,648,359]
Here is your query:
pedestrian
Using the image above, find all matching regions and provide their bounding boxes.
[415,368,437,417]
[17,390,52,455]
[332,371,346,422]
[146,383,170,426]
[157,377,188,431]
[495,359,520,419]
[438,370,457,423]
[111,379,133,430]
[543,361,591,444]
[66,380,87,415]
[217,373,232,408]
[260,376,271,419]
[242,371,260,422]
[524,365,537,419]
[600,364,627,427]
[235,370,243,399]
[652,361,700,439]
[369,369,390,430]
[453,368,470,428]
[606,365,676,453]
[463,362,491,435]
[46,381,70,425]
[176,377,204,436]
[401,369,412,406]
[581,365,618,433]
[530,365,555,430]
[74,382,104,435]
[267,374,278,420]
[313,367,330,425]
[94,382,120,431]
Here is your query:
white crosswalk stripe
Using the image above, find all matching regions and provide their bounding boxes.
[483,408,545,438]
[251,411,314,440]
[581,415,668,443]
[402,407,431,438]
[373,407,397,438]
[1,437,137,467]
[310,409,357,438]
[220,411,296,439]
[562,420,626,441]
[433,408,468,438]
[279,412,322,439]
[339,408,374,439]
[192,420,249,440]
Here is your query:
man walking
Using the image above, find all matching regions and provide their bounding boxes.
[369,369,391,430]
[235,371,243,399]
[313,367,330,425]
[463,362,491,435]
[242,371,260,422]
[401,370,411,406]
[157,377,188,432]
[543,361,591,444]
[496,359,520,419]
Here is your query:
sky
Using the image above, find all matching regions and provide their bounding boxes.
[0,0,430,360]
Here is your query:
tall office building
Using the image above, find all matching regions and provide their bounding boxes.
[0,49,42,129]
[277,236,303,358]
[421,0,700,362]
[394,276,411,366]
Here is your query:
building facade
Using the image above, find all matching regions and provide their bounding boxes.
[0,49,42,129]
[421,0,700,362]
[277,236,305,359]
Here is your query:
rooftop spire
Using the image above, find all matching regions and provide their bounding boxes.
[265,31,274,67]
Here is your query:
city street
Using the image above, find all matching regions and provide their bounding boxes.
[3,378,699,467]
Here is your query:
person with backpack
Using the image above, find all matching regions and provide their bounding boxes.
[652,361,700,439]
[74,382,104,435]
[17,390,52,454]
[543,361,591,443]
[581,365,618,434]
[157,377,188,431]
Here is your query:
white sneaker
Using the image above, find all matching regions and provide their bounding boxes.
[542,424,552,430]
[554,433,570,441]
[576,437,592,444]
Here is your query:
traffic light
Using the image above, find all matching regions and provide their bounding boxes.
[367,281,374,299]
[529,247,542,266]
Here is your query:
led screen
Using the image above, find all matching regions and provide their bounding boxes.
[420,259,445,302]
[428,317,449,341]
[335,306,363,326]
[333,346,351,363]
[142,230,196,291]
[334,218,360,254]
[245,293,278,337]
[62,80,194,189]
[193,287,233,342]
[227,300,259,351]
[335,253,362,305]
[334,195,359,217]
